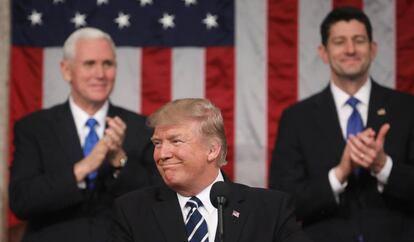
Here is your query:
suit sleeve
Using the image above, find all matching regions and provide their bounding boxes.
[271,193,312,242]
[9,119,84,220]
[108,199,134,242]
[269,109,339,222]
[383,102,414,205]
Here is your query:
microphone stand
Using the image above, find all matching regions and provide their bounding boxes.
[217,196,226,242]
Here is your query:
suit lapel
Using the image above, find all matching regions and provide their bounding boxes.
[53,102,83,165]
[367,81,388,132]
[218,183,249,242]
[152,187,188,242]
[107,103,120,120]
[313,86,346,163]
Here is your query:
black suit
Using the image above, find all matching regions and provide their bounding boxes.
[109,182,311,242]
[9,102,160,242]
[269,81,414,242]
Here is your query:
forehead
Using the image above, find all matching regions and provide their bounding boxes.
[328,20,368,38]
[152,121,200,138]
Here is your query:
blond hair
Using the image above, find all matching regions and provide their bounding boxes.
[148,98,228,166]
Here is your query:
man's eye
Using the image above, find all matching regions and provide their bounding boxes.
[354,37,367,44]
[332,40,344,45]
[172,139,182,144]
[103,61,115,67]
[83,61,95,68]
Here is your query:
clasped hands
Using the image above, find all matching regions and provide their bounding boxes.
[74,116,126,182]
[335,123,390,183]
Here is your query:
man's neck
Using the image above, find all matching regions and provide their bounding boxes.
[72,99,106,116]
[331,75,369,96]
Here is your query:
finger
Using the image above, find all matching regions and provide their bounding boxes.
[349,151,369,168]
[356,131,376,149]
[105,129,121,146]
[348,135,370,156]
[107,116,126,134]
[376,123,390,147]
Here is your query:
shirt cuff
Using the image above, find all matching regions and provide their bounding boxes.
[328,168,347,203]
[372,155,393,192]
[77,181,86,189]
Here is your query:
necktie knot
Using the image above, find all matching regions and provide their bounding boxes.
[86,118,98,128]
[346,96,360,109]
[186,196,203,210]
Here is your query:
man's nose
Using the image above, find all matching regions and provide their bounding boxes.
[158,143,173,160]
[345,41,356,54]
[94,64,105,78]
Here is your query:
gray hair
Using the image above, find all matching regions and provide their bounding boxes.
[62,27,116,60]
[148,98,228,166]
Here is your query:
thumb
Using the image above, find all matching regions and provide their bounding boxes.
[376,123,390,147]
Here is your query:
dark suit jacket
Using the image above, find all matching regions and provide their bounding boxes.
[9,102,161,242]
[269,81,414,242]
[109,182,311,242]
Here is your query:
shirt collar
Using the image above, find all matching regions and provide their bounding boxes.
[330,77,371,110]
[69,96,109,130]
[177,171,224,215]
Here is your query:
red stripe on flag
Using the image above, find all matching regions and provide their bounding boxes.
[8,46,44,226]
[396,1,414,95]
[205,47,235,181]
[141,48,172,116]
[333,0,363,9]
[267,0,298,184]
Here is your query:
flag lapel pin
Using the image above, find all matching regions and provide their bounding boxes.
[377,108,386,116]
[232,210,240,218]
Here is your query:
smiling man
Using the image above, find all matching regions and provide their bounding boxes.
[9,27,159,242]
[110,98,311,242]
[269,6,414,242]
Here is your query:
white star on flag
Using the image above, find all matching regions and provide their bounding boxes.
[139,0,153,6]
[27,10,43,26]
[159,13,175,29]
[97,0,109,6]
[183,0,197,6]
[202,13,218,29]
[71,12,87,28]
[114,12,131,29]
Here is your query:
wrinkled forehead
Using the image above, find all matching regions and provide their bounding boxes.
[152,120,201,137]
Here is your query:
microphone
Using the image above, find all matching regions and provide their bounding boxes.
[210,181,230,242]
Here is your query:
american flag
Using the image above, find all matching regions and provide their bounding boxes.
[8,0,414,226]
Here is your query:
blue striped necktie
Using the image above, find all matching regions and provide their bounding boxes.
[185,197,209,242]
[83,118,99,189]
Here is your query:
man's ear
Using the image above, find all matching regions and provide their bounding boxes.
[207,139,221,163]
[60,60,72,83]
[318,44,329,64]
[370,41,378,60]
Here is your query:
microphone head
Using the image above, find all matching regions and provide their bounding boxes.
[210,181,230,208]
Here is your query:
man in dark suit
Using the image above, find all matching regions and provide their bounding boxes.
[9,27,160,242]
[109,98,311,242]
[269,6,414,242]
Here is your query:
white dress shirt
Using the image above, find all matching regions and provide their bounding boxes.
[328,79,392,202]
[177,171,224,242]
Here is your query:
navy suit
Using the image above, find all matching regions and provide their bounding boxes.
[109,182,311,242]
[269,81,414,242]
[9,102,160,242]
